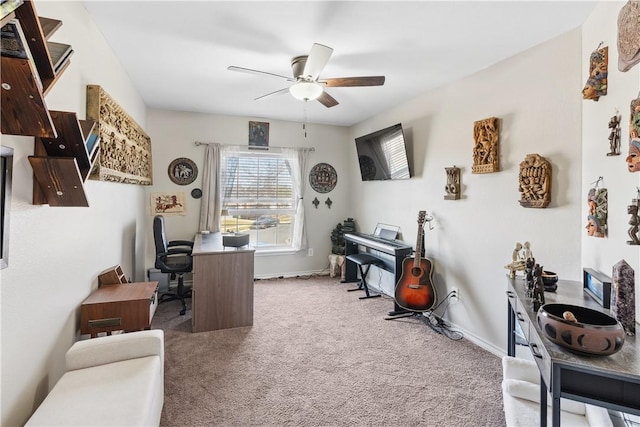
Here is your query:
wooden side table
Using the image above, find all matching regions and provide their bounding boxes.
[80,281,158,338]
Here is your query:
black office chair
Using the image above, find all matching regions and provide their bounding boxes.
[153,215,194,315]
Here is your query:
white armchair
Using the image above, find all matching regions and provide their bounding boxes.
[502,356,613,427]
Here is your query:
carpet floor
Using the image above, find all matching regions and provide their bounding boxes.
[152,275,505,427]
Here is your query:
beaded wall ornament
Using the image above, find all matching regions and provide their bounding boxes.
[585,177,608,238]
[582,43,608,101]
[625,96,640,172]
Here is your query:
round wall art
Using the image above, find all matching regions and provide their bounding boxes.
[168,157,198,185]
[309,162,337,193]
[191,188,202,199]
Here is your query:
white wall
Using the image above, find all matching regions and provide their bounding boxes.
[349,28,584,353]
[145,109,351,278]
[3,1,637,425]
[581,2,640,319]
[0,2,148,425]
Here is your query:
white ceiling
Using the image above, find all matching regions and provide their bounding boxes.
[82,1,597,127]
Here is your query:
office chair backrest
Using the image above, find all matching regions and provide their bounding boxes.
[153,215,168,268]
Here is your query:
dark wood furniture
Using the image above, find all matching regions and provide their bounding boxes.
[97,264,128,287]
[191,232,255,332]
[1,0,99,207]
[80,282,158,338]
[506,276,640,427]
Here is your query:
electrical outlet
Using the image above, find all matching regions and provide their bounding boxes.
[451,287,460,303]
[308,248,314,257]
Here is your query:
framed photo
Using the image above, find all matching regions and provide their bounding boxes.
[151,192,186,215]
[583,268,612,308]
[168,157,198,185]
[1,146,13,269]
[249,121,269,149]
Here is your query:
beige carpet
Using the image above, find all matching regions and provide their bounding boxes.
[152,275,505,427]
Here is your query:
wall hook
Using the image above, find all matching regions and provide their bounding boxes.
[325,197,332,209]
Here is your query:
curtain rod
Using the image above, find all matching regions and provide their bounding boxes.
[194,141,314,152]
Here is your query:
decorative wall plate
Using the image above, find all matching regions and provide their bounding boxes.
[191,188,202,199]
[309,163,337,193]
[168,158,198,185]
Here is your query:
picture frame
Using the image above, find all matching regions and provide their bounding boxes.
[249,121,269,149]
[168,158,198,185]
[583,268,612,308]
[1,146,13,270]
[151,192,186,215]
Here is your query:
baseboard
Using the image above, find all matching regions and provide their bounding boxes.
[437,317,506,358]
[254,270,330,280]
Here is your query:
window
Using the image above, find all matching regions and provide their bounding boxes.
[220,149,297,251]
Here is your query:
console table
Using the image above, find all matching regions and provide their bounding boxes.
[191,232,255,332]
[80,281,158,338]
[506,276,640,427]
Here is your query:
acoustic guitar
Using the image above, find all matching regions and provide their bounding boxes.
[394,211,437,312]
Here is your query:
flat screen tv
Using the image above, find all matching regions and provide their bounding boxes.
[355,123,410,181]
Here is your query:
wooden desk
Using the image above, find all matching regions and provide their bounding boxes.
[191,233,255,332]
[506,277,640,427]
[80,282,158,338]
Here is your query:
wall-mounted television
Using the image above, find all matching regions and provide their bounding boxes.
[355,123,411,181]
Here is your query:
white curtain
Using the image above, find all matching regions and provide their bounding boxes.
[198,143,221,232]
[282,147,311,251]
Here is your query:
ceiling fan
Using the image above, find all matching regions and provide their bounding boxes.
[228,43,385,108]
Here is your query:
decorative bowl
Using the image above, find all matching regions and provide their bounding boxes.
[542,271,558,292]
[536,303,625,356]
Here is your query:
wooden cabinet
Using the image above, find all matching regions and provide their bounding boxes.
[1,0,98,207]
[80,282,159,338]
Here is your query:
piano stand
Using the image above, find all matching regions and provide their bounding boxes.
[385,309,414,320]
[345,253,383,299]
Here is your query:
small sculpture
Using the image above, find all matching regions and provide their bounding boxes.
[607,112,621,156]
[532,264,546,312]
[525,257,536,297]
[444,166,461,200]
[627,199,640,245]
[472,117,499,174]
[505,241,534,279]
[505,242,525,279]
[518,154,551,208]
[522,241,533,261]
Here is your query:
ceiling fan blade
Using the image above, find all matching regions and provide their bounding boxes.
[319,76,386,87]
[302,43,333,80]
[254,87,290,101]
[317,91,339,108]
[228,66,294,82]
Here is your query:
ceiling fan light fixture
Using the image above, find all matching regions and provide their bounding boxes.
[289,81,323,101]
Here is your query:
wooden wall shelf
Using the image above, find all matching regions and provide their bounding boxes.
[2,0,96,207]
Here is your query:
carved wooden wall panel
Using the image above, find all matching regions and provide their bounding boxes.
[86,85,153,185]
[518,153,551,208]
[472,117,499,174]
